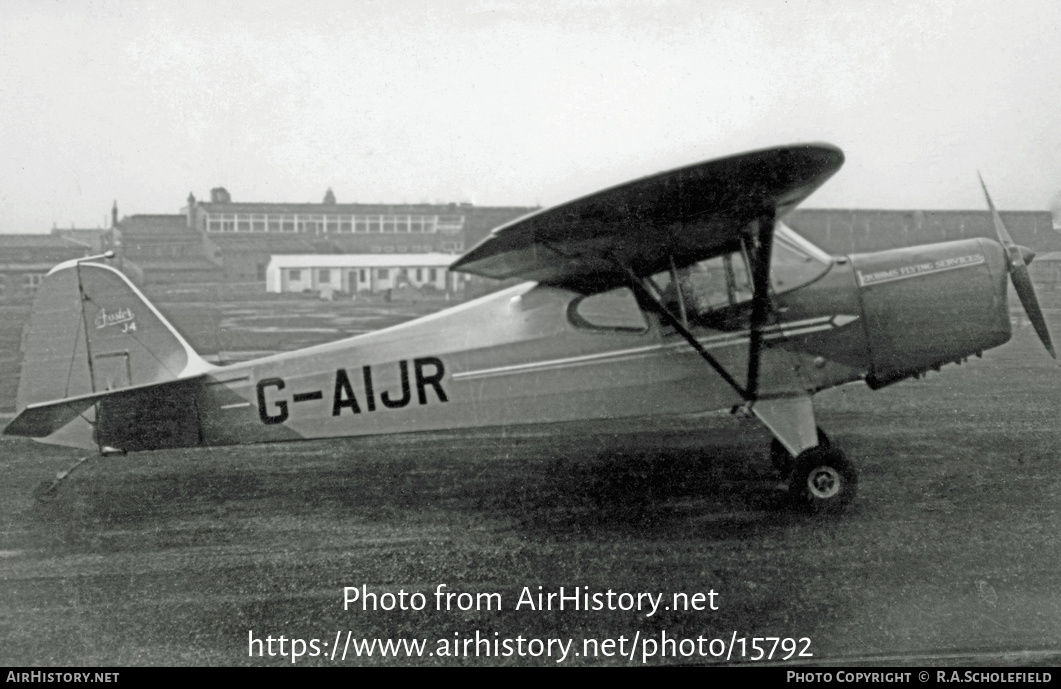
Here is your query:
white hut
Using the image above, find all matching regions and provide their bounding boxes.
[265,253,458,295]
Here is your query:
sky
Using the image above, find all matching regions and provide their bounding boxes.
[2,0,1060,232]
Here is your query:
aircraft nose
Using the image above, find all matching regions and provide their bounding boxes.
[853,237,1011,388]
[1018,245,1036,265]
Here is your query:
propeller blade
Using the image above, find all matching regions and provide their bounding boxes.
[1011,262,1056,358]
[978,173,1016,248]
[978,173,1056,358]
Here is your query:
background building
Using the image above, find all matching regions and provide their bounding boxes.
[8,195,1060,295]
[265,253,459,296]
[178,187,537,284]
[786,209,1060,286]
[0,234,97,301]
[115,213,222,284]
[786,208,1058,255]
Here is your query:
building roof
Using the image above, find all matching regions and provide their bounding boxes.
[0,234,93,269]
[0,234,91,249]
[209,236,319,252]
[50,228,112,246]
[129,258,225,271]
[118,214,194,235]
[267,253,457,269]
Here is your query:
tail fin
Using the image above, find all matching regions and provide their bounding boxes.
[15,260,213,413]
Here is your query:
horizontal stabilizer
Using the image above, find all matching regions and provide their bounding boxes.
[4,376,205,439]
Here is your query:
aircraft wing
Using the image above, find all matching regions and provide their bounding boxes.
[450,143,844,292]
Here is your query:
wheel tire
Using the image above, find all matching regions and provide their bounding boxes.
[770,428,830,479]
[788,445,857,514]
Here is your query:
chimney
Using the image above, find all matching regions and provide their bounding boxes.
[187,192,197,229]
[111,201,118,228]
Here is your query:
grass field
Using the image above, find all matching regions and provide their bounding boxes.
[1,296,1060,666]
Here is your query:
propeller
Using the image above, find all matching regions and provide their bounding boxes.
[978,173,1056,358]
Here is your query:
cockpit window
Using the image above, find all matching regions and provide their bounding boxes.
[650,223,833,327]
[654,252,754,322]
[569,223,832,333]
[569,287,648,332]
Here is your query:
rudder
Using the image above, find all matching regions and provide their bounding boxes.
[16,260,213,412]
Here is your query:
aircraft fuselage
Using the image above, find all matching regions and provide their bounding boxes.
[89,235,1011,453]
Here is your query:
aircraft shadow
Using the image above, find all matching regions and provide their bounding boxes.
[474,445,817,539]
[27,424,838,549]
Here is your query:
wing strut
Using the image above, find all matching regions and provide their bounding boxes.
[746,210,776,399]
[617,264,753,402]
[614,209,778,404]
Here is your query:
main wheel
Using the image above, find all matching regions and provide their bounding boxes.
[770,428,830,479]
[788,445,857,514]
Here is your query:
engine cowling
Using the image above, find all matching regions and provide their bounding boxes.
[851,238,1011,388]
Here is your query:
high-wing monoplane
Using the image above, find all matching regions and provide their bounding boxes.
[6,144,1054,512]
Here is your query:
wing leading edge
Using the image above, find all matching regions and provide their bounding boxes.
[450,143,844,292]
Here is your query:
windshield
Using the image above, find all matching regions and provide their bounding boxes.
[646,222,833,326]
[770,221,833,293]
[566,222,835,332]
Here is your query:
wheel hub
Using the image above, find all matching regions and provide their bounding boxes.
[807,465,841,499]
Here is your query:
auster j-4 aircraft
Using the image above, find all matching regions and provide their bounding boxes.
[5,144,1055,512]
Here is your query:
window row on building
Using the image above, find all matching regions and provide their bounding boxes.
[285,267,441,283]
[202,213,466,234]
[365,242,465,253]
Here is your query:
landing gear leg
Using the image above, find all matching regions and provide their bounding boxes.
[770,428,830,479]
[752,395,858,513]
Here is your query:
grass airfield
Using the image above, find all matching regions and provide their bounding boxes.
[1,298,1061,666]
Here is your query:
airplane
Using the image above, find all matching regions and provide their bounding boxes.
[4,143,1054,513]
